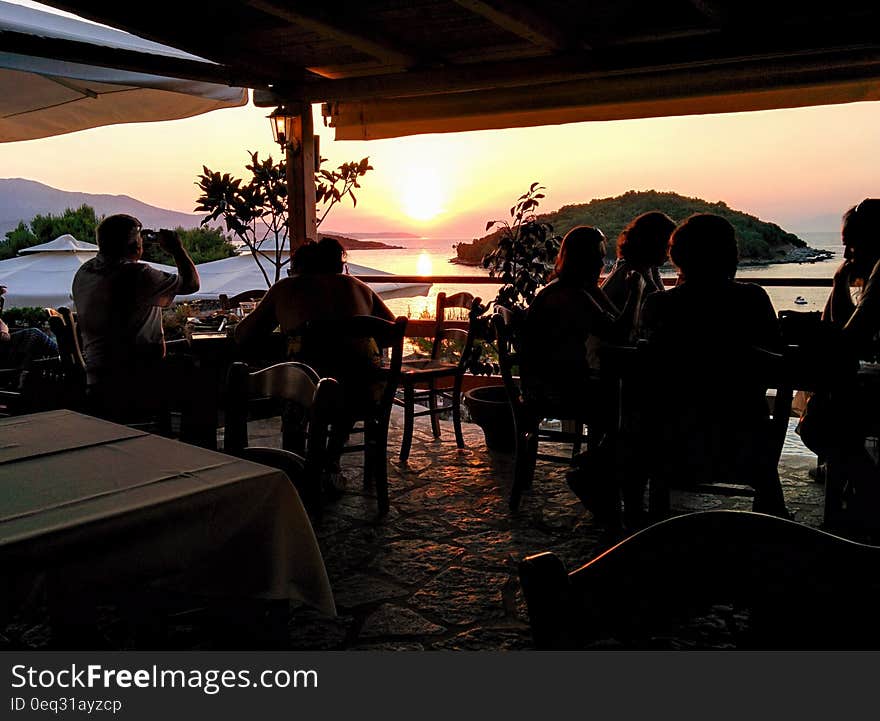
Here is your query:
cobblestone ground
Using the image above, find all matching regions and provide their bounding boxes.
[0,412,829,651]
[247,411,826,651]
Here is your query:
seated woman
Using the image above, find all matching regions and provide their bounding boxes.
[522,225,643,411]
[234,238,395,491]
[638,213,788,517]
[601,211,675,330]
[798,199,880,495]
[235,237,394,381]
[522,226,644,527]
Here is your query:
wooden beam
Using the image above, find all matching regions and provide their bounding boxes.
[451,0,580,50]
[248,0,417,68]
[263,52,605,103]
[325,49,880,140]
[286,103,317,257]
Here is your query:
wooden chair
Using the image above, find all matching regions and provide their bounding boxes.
[396,292,478,462]
[224,361,341,511]
[519,509,880,649]
[600,340,792,518]
[492,306,591,511]
[50,307,87,409]
[293,315,407,516]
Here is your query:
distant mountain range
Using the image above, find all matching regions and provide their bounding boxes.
[0,178,205,238]
[0,178,404,250]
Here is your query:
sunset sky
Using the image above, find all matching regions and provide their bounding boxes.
[2,4,879,238]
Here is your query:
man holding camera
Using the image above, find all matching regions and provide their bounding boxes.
[72,214,200,422]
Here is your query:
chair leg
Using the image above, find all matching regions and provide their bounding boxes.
[571,419,585,457]
[375,424,390,517]
[363,421,375,489]
[399,382,415,463]
[452,375,465,448]
[428,379,441,438]
[510,424,539,511]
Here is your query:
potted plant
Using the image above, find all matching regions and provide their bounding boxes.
[463,183,561,451]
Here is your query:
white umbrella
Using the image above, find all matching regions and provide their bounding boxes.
[190,252,432,303]
[0,1,246,142]
[0,233,177,309]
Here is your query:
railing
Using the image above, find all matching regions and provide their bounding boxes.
[352,274,834,287]
[353,274,832,339]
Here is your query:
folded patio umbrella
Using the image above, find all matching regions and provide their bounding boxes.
[0,0,246,142]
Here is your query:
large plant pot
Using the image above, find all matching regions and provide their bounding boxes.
[464,384,515,453]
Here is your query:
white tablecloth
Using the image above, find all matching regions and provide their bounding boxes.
[0,409,335,615]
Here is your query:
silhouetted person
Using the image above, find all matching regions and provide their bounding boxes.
[72,215,199,422]
[798,199,880,504]
[523,225,644,393]
[522,226,644,529]
[639,213,788,516]
[822,199,880,353]
[290,240,319,275]
[236,237,393,348]
[601,211,675,329]
[235,237,395,494]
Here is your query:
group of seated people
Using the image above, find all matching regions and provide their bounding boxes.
[60,199,879,527]
[526,201,880,531]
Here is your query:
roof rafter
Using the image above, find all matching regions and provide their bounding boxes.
[451,0,585,51]
[247,0,419,69]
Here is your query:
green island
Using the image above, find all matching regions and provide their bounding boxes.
[451,190,831,266]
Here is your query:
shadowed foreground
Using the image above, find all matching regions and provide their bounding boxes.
[2,409,827,650]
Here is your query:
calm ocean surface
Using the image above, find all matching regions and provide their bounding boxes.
[347,231,842,319]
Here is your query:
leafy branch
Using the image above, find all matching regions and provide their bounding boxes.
[195,152,373,286]
[482,182,561,312]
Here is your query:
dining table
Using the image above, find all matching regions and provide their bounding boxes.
[0,409,335,616]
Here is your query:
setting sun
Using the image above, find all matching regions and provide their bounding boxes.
[416,251,433,276]
[396,166,447,222]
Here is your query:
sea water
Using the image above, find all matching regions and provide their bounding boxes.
[345,230,843,319]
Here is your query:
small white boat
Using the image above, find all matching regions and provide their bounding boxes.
[794,296,808,305]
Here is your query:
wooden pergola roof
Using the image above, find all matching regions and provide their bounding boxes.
[33,1,880,139]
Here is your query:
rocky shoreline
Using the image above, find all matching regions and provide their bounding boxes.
[449,245,835,268]
[739,246,835,268]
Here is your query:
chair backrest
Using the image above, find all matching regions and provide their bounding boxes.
[614,339,790,487]
[491,306,524,416]
[224,360,341,455]
[224,360,342,508]
[432,291,478,367]
[295,315,407,420]
[44,307,86,410]
[519,509,880,649]
[52,307,86,376]
[219,288,267,311]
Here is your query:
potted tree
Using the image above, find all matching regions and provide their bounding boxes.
[463,183,561,451]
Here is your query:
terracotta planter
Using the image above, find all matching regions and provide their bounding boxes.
[464,384,515,452]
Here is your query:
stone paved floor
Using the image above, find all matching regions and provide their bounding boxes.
[246,410,827,651]
[0,410,830,651]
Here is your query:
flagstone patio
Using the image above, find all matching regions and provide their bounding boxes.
[0,408,829,651]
